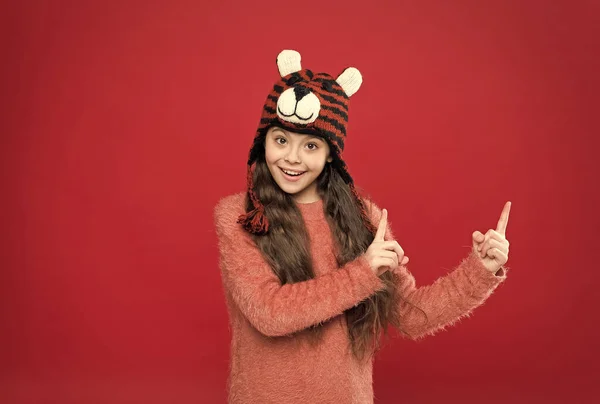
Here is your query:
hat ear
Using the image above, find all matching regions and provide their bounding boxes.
[335,67,362,97]
[276,50,302,77]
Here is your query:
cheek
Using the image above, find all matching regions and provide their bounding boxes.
[264,144,279,164]
[312,151,329,168]
[306,160,326,175]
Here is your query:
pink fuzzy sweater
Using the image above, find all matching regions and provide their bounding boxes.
[213,192,507,404]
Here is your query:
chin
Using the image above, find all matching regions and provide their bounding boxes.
[276,182,304,195]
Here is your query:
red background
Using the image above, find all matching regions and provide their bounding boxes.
[2,1,599,403]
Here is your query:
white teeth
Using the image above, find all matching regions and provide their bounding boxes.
[283,169,304,176]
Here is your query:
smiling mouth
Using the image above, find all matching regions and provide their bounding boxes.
[279,167,306,177]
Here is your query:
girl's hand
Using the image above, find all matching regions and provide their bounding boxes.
[472,201,512,274]
[365,209,409,276]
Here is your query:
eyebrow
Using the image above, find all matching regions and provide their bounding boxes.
[273,130,324,142]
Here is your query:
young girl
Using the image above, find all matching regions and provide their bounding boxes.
[214,50,511,404]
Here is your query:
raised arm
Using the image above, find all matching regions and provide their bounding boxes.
[362,198,508,340]
[214,195,386,338]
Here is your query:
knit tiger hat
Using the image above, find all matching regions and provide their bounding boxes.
[238,49,374,235]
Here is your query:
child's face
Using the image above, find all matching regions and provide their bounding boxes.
[265,126,333,203]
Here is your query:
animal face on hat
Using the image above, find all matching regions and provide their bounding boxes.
[253,50,363,160]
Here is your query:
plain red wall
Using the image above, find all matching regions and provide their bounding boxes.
[2,1,598,403]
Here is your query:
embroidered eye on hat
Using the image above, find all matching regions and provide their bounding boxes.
[238,49,373,235]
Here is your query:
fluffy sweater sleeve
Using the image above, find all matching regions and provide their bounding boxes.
[362,198,509,340]
[214,195,387,338]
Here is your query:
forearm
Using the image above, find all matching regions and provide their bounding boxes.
[223,254,385,337]
[393,250,507,340]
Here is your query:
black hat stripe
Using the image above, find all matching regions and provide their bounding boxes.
[299,70,313,80]
[325,87,347,98]
[320,104,348,121]
[313,78,334,83]
[312,78,348,98]
[319,115,347,136]
[320,94,348,110]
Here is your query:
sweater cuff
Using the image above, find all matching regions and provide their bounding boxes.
[461,250,508,295]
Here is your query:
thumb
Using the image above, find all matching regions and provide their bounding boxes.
[472,230,485,247]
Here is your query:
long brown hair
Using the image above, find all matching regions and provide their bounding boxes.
[244,134,426,362]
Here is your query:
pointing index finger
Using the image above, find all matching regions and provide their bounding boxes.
[375,209,388,241]
[496,201,511,236]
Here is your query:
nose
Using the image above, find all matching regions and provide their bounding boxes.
[293,86,310,102]
[285,147,301,163]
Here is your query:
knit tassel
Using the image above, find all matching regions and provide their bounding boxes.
[237,163,270,235]
[237,204,269,235]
